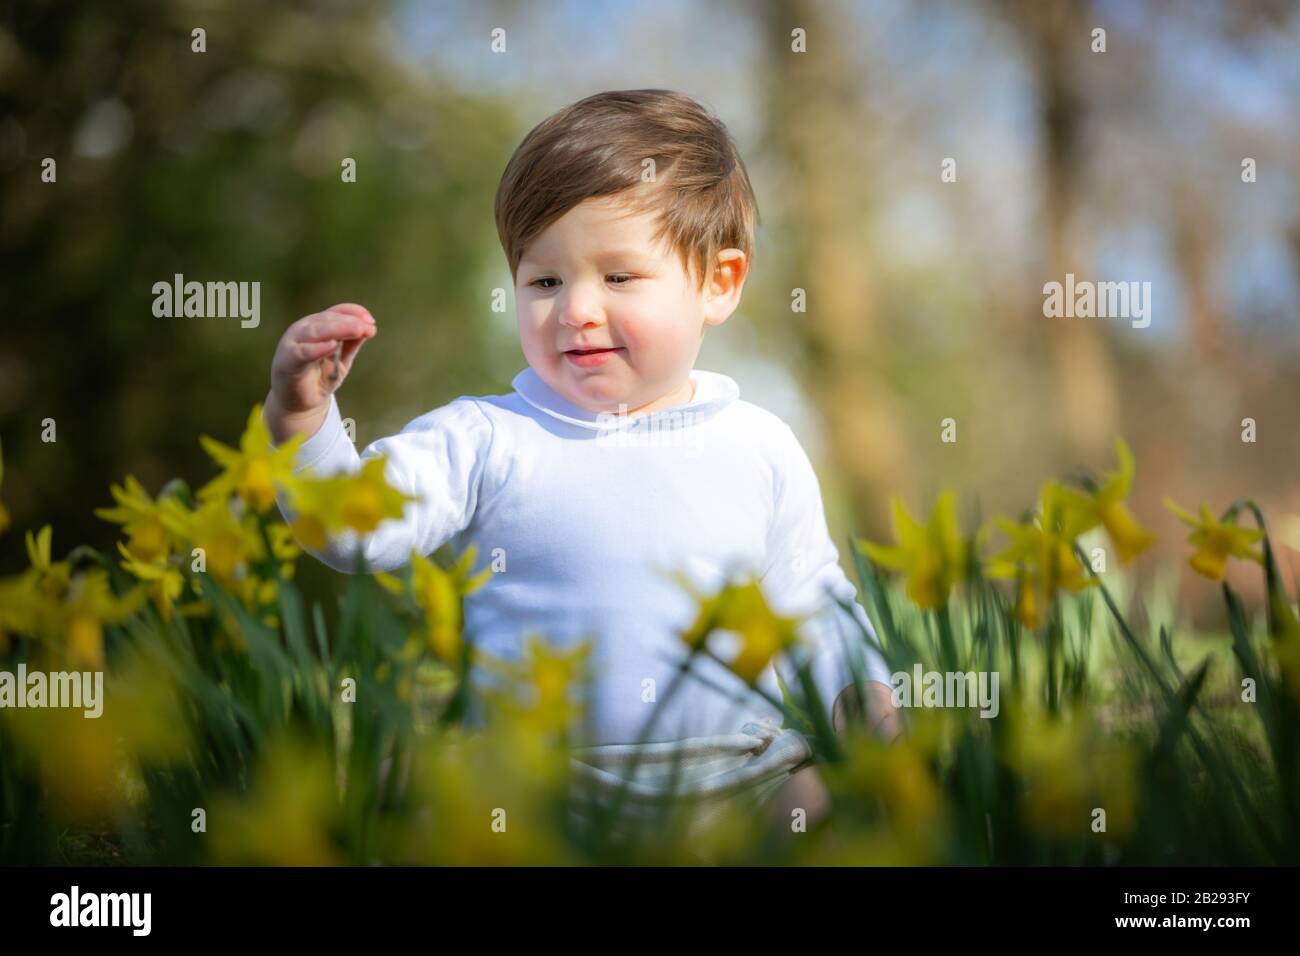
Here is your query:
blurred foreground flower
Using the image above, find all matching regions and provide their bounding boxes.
[410,546,486,664]
[998,696,1137,843]
[383,722,575,865]
[679,577,800,684]
[480,634,592,740]
[265,522,301,579]
[812,710,951,864]
[1,650,190,827]
[208,733,342,865]
[282,457,416,549]
[376,546,491,667]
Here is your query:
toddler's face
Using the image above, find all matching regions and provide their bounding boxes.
[514,195,746,416]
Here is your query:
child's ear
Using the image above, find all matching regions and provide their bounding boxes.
[703,249,748,326]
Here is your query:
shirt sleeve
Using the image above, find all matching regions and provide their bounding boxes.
[755,423,893,731]
[269,392,494,574]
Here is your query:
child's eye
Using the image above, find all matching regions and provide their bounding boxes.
[528,275,635,289]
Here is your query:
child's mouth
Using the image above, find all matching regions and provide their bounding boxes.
[564,347,622,369]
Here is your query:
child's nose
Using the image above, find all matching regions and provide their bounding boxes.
[558,291,606,328]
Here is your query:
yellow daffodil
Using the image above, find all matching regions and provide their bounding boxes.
[411,550,467,664]
[987,514,1091,594]
[159,496,264,586]
[680,577,800,684]
[25,525,72,600]
[986,510,1097,629]
[521,634,589,733]
[985,480,1108,629]
[1163,499,1263,581]
[283,492,343,551]
[1055,439,1159,564]
[1088,439,1155,562]
[1020,441,1154,565]
[283,456,417,544]
[94,474,173,563]
[52,570,148,670]
[198,404,305,513]
[856,492,970,610]
[449,543,494,594]
[289,511,329,552]
[376,547,489,666]
[526,633,585,701]
[0,569,44,651]
[481,634,592,738]
[1011,578,1041,630]
[1037,480,1101,541]
[117,542,185,623]
[265,522,301,580]
[235,572,279,611]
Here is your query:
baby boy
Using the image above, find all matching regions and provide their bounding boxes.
[262,90,900,782]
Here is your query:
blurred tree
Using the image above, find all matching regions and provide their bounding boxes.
[1002,0,1120,460]
[0,0,520,578]
[754,0,913,534]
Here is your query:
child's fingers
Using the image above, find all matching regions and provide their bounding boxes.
[325,303,375,324]
[337,325,375,370]
[285,322,374,371]
[312,305,375,340]
[291,338,342,365]
[297,311,374,345]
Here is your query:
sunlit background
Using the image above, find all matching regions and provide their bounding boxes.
[2,0,1298,623]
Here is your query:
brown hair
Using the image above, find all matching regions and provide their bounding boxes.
[494,89,759,291]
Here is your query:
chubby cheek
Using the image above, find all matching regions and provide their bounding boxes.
[610,313,646,361]
[621,313,695,373]
[518,304,557,367]
[611,309,674,368]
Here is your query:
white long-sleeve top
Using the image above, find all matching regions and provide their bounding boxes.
[271,366,892,746]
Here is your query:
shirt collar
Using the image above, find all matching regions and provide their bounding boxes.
[510,366,739,431]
